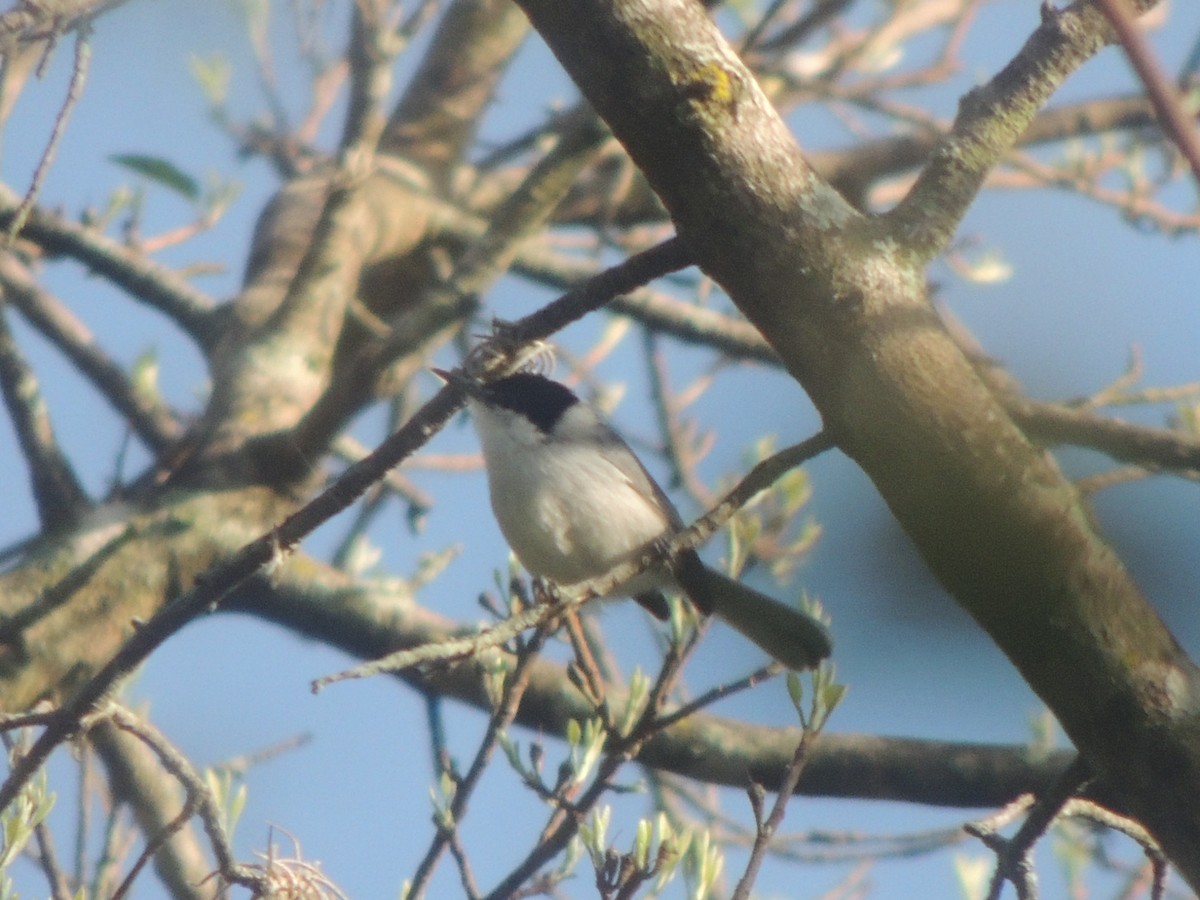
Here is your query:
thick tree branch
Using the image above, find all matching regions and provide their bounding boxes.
[380,0,529,184]
[811,94,1160,207]
[0,0,128,45]
[1008,394,1200,475]
[512,0,1200,885]
[289,111,613,458]
[340,2,399,156]
[513,241,1200,479]
[225,562,1089,811]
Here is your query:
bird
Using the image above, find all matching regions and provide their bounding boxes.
[434,367,832,670]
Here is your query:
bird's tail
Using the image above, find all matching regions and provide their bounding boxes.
[674,554,832,670]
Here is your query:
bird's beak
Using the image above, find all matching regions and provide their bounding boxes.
[432,367,483,399]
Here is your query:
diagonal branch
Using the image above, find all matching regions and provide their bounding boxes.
[0,254,182,453]
[381,0,530,184]
[4,24,91,244]
[0,236,691,819]
[228,559,1100,812]
[512,0,1200,886]
[811,93,1160,206]
[0,301,88,528]
[289,111,614,459]
[513,241,1200,479]
[0,188,220,349]
[1095,0,1200,186]
[340,1,401,155]
[887,0,1159,259]
[89,719,216,899]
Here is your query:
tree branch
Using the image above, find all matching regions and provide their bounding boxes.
[380,0,530,184]
[0,254,182,453]
[1095,0,1200,185]
[810,93,1160,206]
[0,188,220,349]
[512,0,1200,885]
[0,302,88,528]
[89,719,217,900]
[227,561,1093,811]
[888,0,1158,259]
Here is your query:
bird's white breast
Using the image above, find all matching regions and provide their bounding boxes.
[471,401,670,592]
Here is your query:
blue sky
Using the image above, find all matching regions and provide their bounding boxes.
[3,1,1199,896]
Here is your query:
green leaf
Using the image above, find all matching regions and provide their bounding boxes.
[188,54,230,107]
[821,681,848,715]
[634,817,652,869]
[109,154,200,202]
[497,732,521,772]
[953,853,989,900]
[786,671,804,712]
[131,348,160,403]
[579,805,611,866]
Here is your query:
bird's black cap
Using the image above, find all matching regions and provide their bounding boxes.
[433,369,580,435]
[482,373,579,434]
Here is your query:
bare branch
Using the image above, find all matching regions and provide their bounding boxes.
[381,0,530,184]
[810,94,1161,206]
[406,621,552,898]
[888,0,1158,259]
[0,254,182,453]
[102,706,267,895]
[290,110,612,457]
[0,301,88,528]
[966,756,1092,900]
[1096,0,1200,186]
[4,24,91,243]
[89,719,216,899]
[340,2,400,155]
[1008,394,1200,475]
[0,0,127,45]
[0,190,220,348]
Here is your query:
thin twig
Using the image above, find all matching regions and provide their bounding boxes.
[1095,0,1200,188]
[732,700,828,899]
[313,430,833,688]
[29,789,73,900]
[407,622,552,899]
[0,188,219,347]
[0,710,59,731]
[213,732,313,778]
[652,664,781,733]
[965,755,1092,900]
[562,610,618,732]
[0,238,692,818]
[481,613,696,900]
[6,24,91,243]
[445,826,483,900]
[108,796,196,900]
[105,705,267,894]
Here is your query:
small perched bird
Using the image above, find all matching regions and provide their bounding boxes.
[435,368,832,670]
